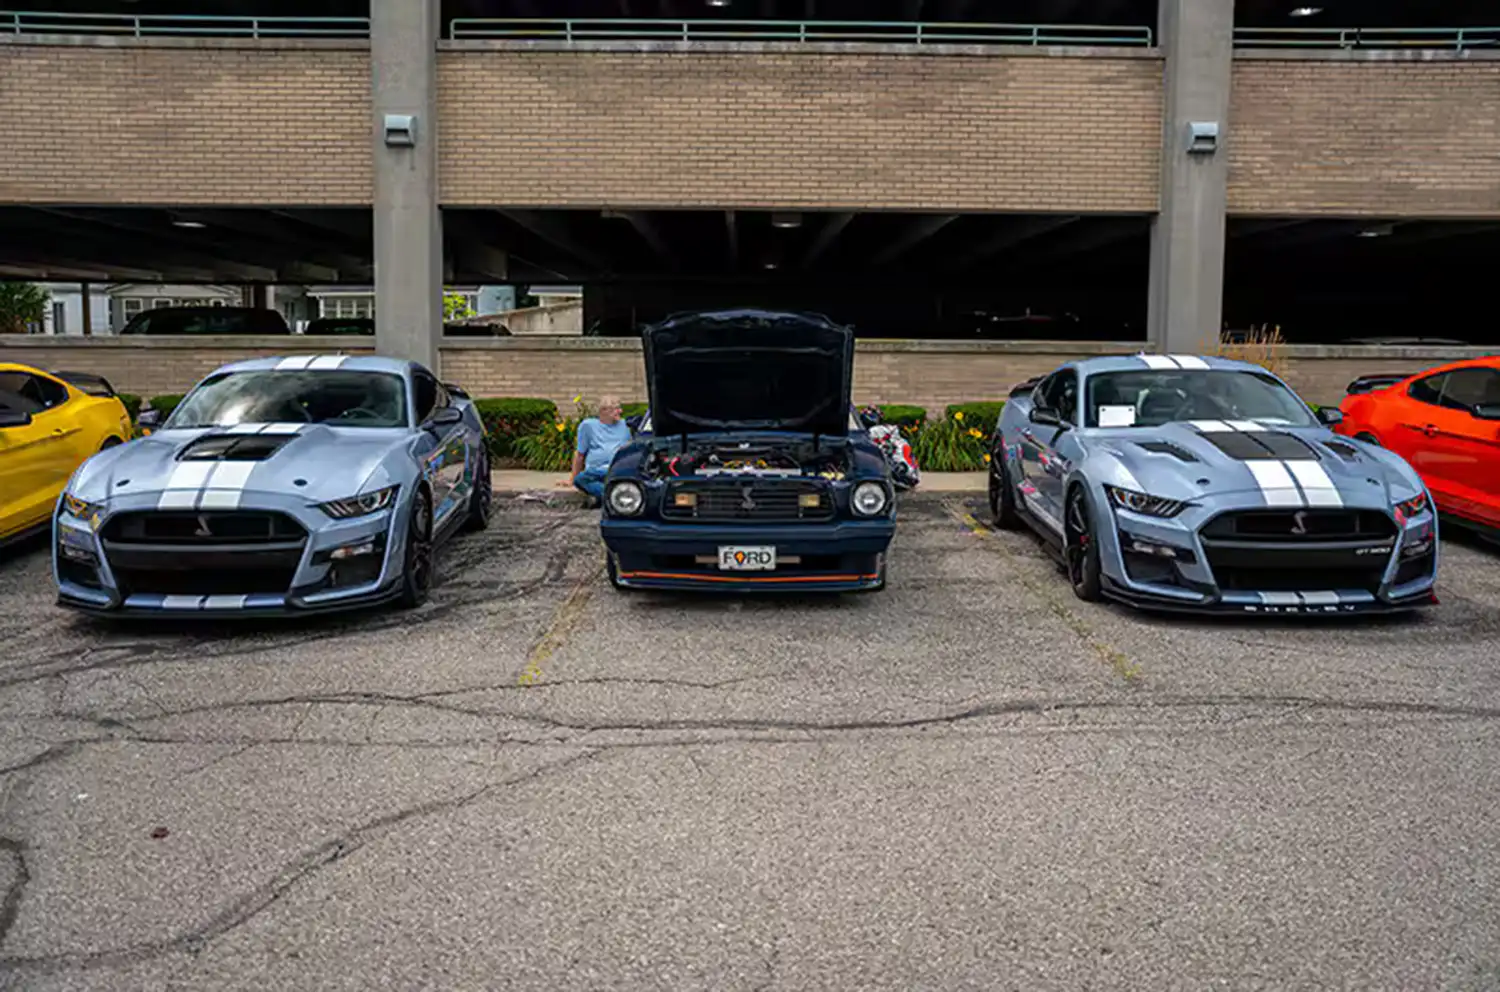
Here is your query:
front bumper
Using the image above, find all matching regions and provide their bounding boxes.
[601,517,895,592]
[1094,495,1439,617]
[52,489,409,618]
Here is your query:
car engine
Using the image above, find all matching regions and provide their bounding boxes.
[641,439,850,482]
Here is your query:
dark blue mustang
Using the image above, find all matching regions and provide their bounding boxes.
[599,309,897,593]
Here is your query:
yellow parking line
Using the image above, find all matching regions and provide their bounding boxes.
[518,560,604,686]
[948,504,1143,684]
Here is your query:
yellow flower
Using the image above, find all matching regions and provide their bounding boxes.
[969,428,982,439]
[554,422,565,432]
[983,453,991,463]
[954,411,964,421]
[572,395,582,404]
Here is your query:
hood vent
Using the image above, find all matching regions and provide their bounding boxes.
[1196,430,1318,462]
[1135,440,1198,462]
[177,433,298,462]
[1321,440,1363,462]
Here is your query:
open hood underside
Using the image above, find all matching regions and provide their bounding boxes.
[643,310,855,437]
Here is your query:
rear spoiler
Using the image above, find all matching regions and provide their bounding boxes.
[1008,375,1044,399]
[50,370,118,398]
[1346,373,1413,396]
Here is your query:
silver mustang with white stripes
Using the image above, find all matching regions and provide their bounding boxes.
[989,354,1439,616]
[52,354,490,618]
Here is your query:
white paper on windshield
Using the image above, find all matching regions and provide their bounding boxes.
[1098,405,1137,427]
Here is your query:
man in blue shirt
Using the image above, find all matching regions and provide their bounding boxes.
[571,395,630,506]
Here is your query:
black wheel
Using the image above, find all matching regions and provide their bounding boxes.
[462,449,492,532]
[989,445,1023,530]
[100,436,122,451]
[1064,485,1103,602]
[398,489,435,609]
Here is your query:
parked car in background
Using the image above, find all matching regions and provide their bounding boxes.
[53,355,490,617]
[1,363,132,548]
[120,306,292,335]
[300,317,511,337]
[1336,356,1500,539]
[599,309,897,592]
[990,354,1438,616]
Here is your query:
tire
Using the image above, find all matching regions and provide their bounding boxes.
[100,436,122,451]
[462,449,492,532]
[1064,485,1103,603]
[988,444,1023,530]
[397,489,435,610]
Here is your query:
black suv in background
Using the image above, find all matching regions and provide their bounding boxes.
[120,306,291,335]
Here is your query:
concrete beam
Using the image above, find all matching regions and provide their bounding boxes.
[800,212,854,268]
[372,0,443,369]
[871,214,959,265]
[1147,0,1233,354]
[500,209,611,272]
[949,215,1081,270]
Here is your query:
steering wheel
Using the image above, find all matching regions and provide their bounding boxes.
[340,406,382,423]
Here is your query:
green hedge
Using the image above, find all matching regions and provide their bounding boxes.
[944,402,1006,438]
[148,394,185,419]
[472,398,559,459]
[877,404,926,432]
[117,393,143,422]
[621,402,649,419]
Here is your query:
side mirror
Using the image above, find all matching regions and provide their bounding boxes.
[626,414,644,434]
[1029,405,1061,427]
[137,408,163,429]
[0,409,33,429]
[858,411,881,429]
[1316,407,1344,426]
[426,406,463,429]
[1472,403,1500,421]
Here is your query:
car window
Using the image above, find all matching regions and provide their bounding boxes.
[413,372,439,423]
[1040,369,1078,422]
[168,370,408,429]
[1437,367,1500,413]
[1407,373,1446,407]
[0,371,68,411]
[1083,369,1318,429]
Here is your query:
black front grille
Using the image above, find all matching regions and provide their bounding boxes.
[1210,565,1386,594]
[111,567,297,597]
[661,480,833,522]
[1202,509,1396,542]
[104,511,306,545]
[1394,550,1437,587]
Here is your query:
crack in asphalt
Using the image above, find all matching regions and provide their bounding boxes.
[0,744,84,780]
[0,748,603,975]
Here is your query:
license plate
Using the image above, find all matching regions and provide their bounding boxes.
[718,546,776,571]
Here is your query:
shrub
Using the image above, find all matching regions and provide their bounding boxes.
[911,411,988,472]
[117,393,143,423]
[1216,324,1288,378]
[147,394,185,420]
[943,402,1006,441]
[513,397,597,471]
[473,397,558,458]
[877,404,926,435]
[621,402,649,419]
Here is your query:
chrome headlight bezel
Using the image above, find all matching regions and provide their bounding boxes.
[1105,484,1188,519]
[851,480,890,518]
[318,485,399,520]
[606,480,645,517]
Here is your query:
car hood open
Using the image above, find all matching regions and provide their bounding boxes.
[643,309,854,437]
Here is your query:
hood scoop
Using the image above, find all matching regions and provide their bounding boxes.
[177,433,299,462]
[1194,429,1318,462]
[1135,440,1198,462]
[1320,440,1363,462]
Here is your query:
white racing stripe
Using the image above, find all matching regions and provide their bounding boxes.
[260,423,303,435]
[1140,354,1180,369]
[1172,355,1210,369]
[308,355,347,370]
[1258,592,1302,606]
[1247,461,1304,507]
[198,462,257,510]
[156,462,216,510]
[225,422,269,434]
[1225,420,1267,432]
[1285,460,1344,507]
[275,356,317,371]
[1189,420,1234,432]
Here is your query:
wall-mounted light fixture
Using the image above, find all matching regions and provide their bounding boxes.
[383,113,417,148]
[1186,121,1220,155]
[1289,7,1323,17]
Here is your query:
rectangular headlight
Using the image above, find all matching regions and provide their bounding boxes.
[318,485,398,520]
[1394,492,1429,521]
[1105,485,1187,519]
[61,493,103,524]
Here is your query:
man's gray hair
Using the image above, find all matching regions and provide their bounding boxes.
[599,394,621,408]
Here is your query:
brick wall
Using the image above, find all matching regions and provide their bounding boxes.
[0,39,370,205]
[7,337,1491,410]
[439,44,1163,211]
[1229,53,1500,217]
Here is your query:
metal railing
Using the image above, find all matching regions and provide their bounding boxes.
[447,18,1155,47]
[1,11,370,38]
[1233,26,1500,50]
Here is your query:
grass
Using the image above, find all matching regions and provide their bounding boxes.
[1215,324,1288,378]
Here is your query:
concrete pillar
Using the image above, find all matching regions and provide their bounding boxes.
[371,0,442,370]
[79,282,92,337]
[1147,0,1234,354]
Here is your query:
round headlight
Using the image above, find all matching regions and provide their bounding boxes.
[852,481,888,517]
[607,480,645,516]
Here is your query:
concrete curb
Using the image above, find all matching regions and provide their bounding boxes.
[492,470,986,494]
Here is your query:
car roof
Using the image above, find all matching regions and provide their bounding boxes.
[1070,353,1271,376]
[209,355,417,377]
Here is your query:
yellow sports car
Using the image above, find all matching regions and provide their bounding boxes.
[1,363,133,547]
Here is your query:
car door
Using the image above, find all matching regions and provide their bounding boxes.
[1427,367,1500,526]
[412,368,468,527]
[0,373,76,536]
[1395,370,1475,514]
[1019,369,1077,530]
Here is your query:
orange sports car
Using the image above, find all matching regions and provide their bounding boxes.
[1336,356,1500,537]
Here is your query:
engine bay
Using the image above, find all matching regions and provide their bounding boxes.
[642,438,851,482]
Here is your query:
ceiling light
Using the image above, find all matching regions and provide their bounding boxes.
[1289,6,1322,16]
[771,212,802,229]
[1357,223,1393,238]
[762,260,779,270]
[172,219,206,229]
[707,0,731,6]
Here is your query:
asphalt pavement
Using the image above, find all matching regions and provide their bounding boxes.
[2,493,1499,991]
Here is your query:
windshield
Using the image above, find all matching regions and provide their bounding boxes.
[168,370,409,429]
[1084,369,1316,429]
